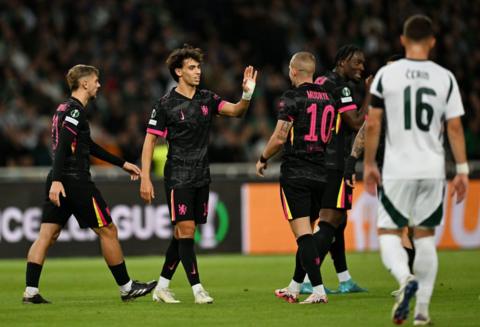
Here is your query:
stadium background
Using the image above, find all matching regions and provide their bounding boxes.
[1,0,479,257]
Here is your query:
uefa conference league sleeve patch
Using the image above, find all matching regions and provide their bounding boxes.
[149,108,157,126]
[340,86,353,103]
[65,109,80,126]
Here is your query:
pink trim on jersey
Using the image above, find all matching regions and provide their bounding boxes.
[218,100,227,112]
[57,103,67,112]
[64,125,77,136]
[314,76,327,85]
[338,104,357,113]
[287,115,295,122]
[147,128,168,138]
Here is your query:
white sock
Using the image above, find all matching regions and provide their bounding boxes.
[415,303,430,318]
[25,287,39,297]
[337,270,351,283]
[303,275,310,283]
[119,279,133,292]
[379,234,411,287]
[192,283,203,295]
[157,276,170,289]
[413,236,437,313]
[312,284,326,296]
[288,280,301,293]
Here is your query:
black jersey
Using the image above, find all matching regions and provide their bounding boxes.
[50,97,124,181]
[51,97,92,179]
[277,83,337,182]
[315,70,359,171]
[146,88,224,188]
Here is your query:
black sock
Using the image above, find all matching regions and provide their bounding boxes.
[405,247,415,273]
[330,222,348,273]
[296,234,322,287]
[160,237,180,280]
[178,238,200,286]
[313,221,336,262]
[108,261,131,286]
[26,262,43,288]
[292,247,307,284]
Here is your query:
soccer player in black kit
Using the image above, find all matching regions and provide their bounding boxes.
[23,65,157,304]
[300,45,370,294]
[140,44,257,304]
[256,52,336,304]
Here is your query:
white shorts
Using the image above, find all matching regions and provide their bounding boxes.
[377,179,445,229]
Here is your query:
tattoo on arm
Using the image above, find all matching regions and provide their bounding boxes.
[351,123,366,158]
[278,121,293,141]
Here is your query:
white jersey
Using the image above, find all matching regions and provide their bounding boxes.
[370,59,464,179]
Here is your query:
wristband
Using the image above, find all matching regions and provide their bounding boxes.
[242,79,256,101]
[456,162,469,175]
[260,155,268,163]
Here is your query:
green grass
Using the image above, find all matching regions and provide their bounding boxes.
[1,251,479,326]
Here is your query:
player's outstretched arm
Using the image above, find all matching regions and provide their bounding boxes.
[447,117,469,203]
[363,108,383,195]
[140,133,158,204]
[219,66,258,117]
[256,120,292,177]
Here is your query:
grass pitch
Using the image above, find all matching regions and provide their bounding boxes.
[1,251,478,326]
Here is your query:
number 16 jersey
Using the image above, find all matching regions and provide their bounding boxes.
[370,59,465,180]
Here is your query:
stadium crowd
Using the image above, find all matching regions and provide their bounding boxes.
[1,0,479,167]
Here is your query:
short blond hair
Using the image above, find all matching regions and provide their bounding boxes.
[66,65,99,91]
[290,52,316,76]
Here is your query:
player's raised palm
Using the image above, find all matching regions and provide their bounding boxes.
[242,65,258,93]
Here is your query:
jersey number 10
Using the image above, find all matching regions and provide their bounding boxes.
[404,86,436,131]
[304,103,335,143]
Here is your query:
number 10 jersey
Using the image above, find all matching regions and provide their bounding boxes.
[277,82,337,182]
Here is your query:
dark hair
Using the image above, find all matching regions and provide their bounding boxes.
[334,44,363,67]
[403,15,434,41]
[387,54,403,62]
[166,44,204,82]
[66,65,99,91]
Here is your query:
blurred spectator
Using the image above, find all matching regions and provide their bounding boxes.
[0,0,479,167]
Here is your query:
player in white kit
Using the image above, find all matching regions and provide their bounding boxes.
[363,15,469,325]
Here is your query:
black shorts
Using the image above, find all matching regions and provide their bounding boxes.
[165,185,209,225]
[279,177,326,221]
[42,176,112,229]
[321,170,353,210]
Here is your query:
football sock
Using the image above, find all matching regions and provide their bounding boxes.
[330,221,348,274]
[108,261,131,286]
[160,237,180,280]
[26,262,43,288]
[337,270,352,283]
[158,276,170,289]
[178,238,200,286]
[25,286,39,297]
[413,236,437,310]
[312,285,326,296]
[379,234,411,286]
[296,234,322,287]
[288,280,301,293]
[293,247,307,283]
[119,280,133,292]
[313,221,336,262]
[192,283,204,294]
